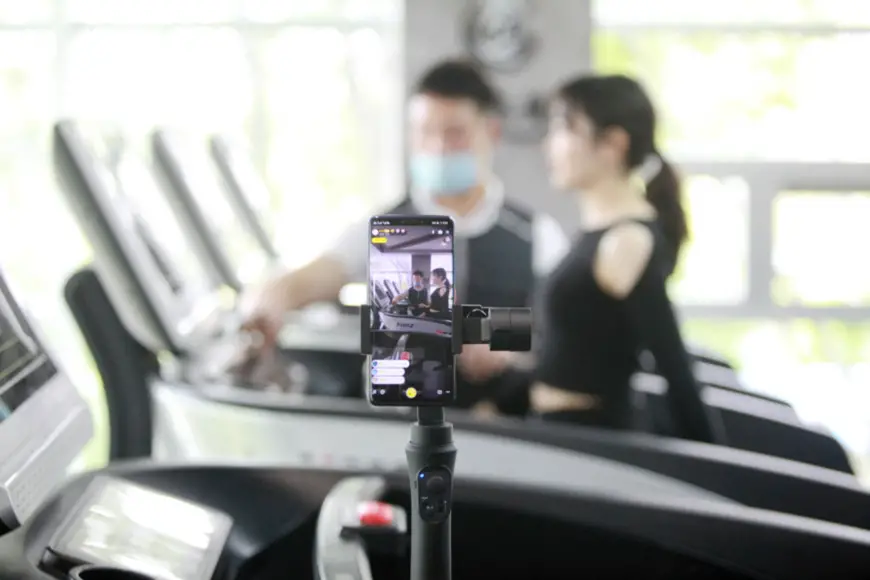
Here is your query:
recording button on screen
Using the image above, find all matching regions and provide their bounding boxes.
[405,387,417,399]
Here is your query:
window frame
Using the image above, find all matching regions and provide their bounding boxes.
[0,1,403,468]
[26,0,401,204]
[591,7,870,318]
[675,163,870,320]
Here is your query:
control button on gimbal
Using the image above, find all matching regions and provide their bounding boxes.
[425,475,447,494]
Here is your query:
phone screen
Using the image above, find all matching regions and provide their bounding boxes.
[368,216,455,406]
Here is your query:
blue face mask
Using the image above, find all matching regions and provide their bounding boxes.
[409,152,479,196]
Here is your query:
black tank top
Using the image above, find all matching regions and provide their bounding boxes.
[535,219,722,444]
[429,285,450,313]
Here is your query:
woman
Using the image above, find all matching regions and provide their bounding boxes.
[532,74,724,444]
[426,268,452,319]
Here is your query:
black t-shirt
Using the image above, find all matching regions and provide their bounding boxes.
[535,219,723,444]
[407,287,428,307]
[407,287,429,315]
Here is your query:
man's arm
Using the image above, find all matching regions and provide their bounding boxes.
[246,219,367,313]
[276,255,350,310]
[288,219,369,308]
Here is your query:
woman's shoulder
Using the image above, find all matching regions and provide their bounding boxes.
[593,222,656,299]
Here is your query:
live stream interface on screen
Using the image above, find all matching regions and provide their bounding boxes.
[0,272,55,422]
[368,220,454,404]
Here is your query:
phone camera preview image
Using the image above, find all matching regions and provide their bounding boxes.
[368,219,455,406]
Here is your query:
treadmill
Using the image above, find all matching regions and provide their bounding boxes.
[0,265,92,535]
[185,133,826,447]
[151,130,270,293]
[151,128,360,373]
[208,134,281,263]
[205,132,791,401]
[209,132,367,315]
[54,122,358,398]
[6,261,870,579]
[56,121,854,473]
[51,122,870,536]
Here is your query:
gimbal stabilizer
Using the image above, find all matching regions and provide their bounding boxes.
[361,303,532,580]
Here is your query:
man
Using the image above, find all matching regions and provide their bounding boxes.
[244,58,569,408]
[391,271,429,315]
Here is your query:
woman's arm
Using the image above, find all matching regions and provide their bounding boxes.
[594,223,725,444]
[391,291,408,305]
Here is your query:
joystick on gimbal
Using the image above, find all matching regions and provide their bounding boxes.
[361,303,532,580]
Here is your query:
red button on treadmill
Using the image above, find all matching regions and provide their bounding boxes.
[357,501,394,527]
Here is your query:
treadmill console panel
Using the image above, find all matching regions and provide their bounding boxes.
[42,476,232,580]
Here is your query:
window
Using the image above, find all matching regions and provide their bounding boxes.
[0,33,54,155]
[593,31,870,161]
[772,191,870,307]
[593,0,870,482]
[682,318,870,477]
[242,0,401,22]
[430,255,453,281]
[66,0,235,24]
[0,32,107,468]
[0,2,402,470]
[670,174,749,305]
[257,27,402,267]
[594,0,870,27]
[0,0,54,23]
[65,28,252,131]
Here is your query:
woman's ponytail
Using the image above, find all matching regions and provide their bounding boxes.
[643,155,688,277]
[431,268,450,292]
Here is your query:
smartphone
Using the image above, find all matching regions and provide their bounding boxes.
[367,215,456,406]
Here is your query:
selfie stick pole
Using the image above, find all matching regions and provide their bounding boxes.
[405,405,455,580]
[361,304,531,580]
